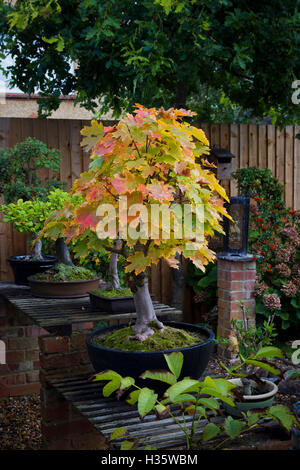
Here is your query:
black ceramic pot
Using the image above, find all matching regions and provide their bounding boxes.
[86,321,215,391]
[89,292,136,313]
[8,255,57,286]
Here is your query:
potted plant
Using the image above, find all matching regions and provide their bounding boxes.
[220,302,283,416]
[0,137,65,283]
[26,190,100,297]
[45,105,230,379]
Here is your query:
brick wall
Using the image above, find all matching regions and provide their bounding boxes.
[0,295,47,397]
[217,257,256,357]
[39,329,108,450]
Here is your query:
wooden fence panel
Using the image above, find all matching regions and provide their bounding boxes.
[0,118,299,295]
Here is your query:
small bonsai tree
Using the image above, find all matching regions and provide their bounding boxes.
[1,189,75,263]
[0,137,64,204]
[43,105,230,341]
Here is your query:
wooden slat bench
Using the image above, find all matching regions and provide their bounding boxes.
[48,373,223,450]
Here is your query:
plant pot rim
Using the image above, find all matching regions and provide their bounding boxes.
[28,275,100,285]
[86,321,215,356]
[228,377,278,401]
[8,255,57,263]
[89,291,133,301]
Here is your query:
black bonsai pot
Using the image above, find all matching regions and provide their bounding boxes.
[89,291,136,313]
[86,321,215,390]
[8,255,57,286]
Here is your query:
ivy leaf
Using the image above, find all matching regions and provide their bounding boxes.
[138,387,158,418]
[120,440,136,450]
[267,405,298,431]
[254,346,284,360]
[246,411,261,426]
[140,370,177,385]
[202,422,221,442]
[110,427,127,441]
[224,416,245,439]
[164,351,183,378]
[165,379,201,402]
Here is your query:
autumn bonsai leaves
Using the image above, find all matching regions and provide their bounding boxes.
[42,105,230,340]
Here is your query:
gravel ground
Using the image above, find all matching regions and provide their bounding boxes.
[0,395,41,450]
[0,353,298,451]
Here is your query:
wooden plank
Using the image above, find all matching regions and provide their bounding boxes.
[58,119,72,188]
[210,123,220,148]
[249,124,258,168]
[239,124,249,169]
[285,126,294,208]
[229,124,239,196]
[70,120,83,184]
[275,126,285,184]
[81,120,91,172]
[258,125,267,169]
[267,125,276,176]
[294,126,300,210]
[46,119,60,183]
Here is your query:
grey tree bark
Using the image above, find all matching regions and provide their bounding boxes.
[129,272,164,341]
[55,237,73,265]
[32,235,43,260]
[109,239,121,289]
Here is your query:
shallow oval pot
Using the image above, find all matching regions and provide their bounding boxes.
[8,255,57,286]
[86,321,215,390]
[223,378,278,417]
[28,276,101,298]
[89,291,136,314]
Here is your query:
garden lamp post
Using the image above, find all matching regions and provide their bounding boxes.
[222,195,250,258]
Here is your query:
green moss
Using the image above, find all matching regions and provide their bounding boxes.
[32,263,97,282]
[92,287,132,298]
[93,324,204,352]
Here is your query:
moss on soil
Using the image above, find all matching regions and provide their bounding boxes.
[93,324,204,352]
[32,263,97,282]
[92,287,132,298]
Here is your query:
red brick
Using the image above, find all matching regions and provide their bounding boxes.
[7,382,40,396]
[40,351,89,371]
[8,360,32,372]
[26,370,40,383]
[26,325,48,337]
[72,322,94,331]
[41,418,95,441]
[6,350,25,363]
[0,373,26,386]
[70,333,87,351]
[41,402,71,421]
[33,360,40,369]
[8,337,39,350]
[39,336,70,354]
[25,349,39,361]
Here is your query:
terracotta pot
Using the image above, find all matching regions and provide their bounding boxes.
[28,276,101,298]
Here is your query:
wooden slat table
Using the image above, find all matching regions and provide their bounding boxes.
[49,374,223,450]
[0,283,183,335]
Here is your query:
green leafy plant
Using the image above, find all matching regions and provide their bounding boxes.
[32,263,97,282]
[1,189,77,261]
[92,287,132,298]
[92,351,298,450]
[0,137,64,204]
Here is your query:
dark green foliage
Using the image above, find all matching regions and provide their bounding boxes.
[32,263,97,281]
[92,287,132,298]
[1,1,299,125]
[0,137,64,203]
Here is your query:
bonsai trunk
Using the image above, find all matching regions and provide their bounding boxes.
[55,237,73,266]
[109,239,121,290]
[129,272,164,341]
[32,235,43,261]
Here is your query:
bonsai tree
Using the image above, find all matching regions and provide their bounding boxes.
[1,188,75,263]
[43,105,230,341]
[0,137,64,204]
